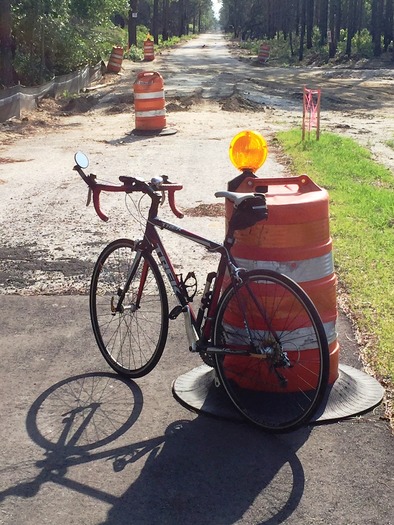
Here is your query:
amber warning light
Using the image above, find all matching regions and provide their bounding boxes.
[229,130,268,173]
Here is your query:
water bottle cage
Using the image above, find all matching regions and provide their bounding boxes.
[177,271,197,301]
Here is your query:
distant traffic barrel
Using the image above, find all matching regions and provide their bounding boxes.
[226,174,339,387]
[133,71,166,131]
[143,37,155,61]
[107,46,124,73]
[258,43,270,63]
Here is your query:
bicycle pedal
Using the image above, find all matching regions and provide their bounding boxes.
[169,305,183,320]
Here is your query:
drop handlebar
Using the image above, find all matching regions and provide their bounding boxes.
[73,164,184,222]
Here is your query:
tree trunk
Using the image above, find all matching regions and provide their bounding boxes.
[178,0,185,36]
[306,0,314,49]
[299,0,306,60]
[328,0,338,58]
[295,0,300,37]
[162,0,169,41]
[0,0,14,87]
[289,30,295,56]
[383,0,394,51]
[371,0,384,56]
[346,0,357,56]
[128,0,138,47]
[318,0,329,46]
[152,0,159,44]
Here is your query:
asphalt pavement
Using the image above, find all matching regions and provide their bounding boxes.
[0,294,393,525]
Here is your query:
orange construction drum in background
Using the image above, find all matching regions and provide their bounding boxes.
[143,37,155,61]
[227,174,339,386]
[133,71,166,131]
[258,43,270,63]
[107,46,124,73]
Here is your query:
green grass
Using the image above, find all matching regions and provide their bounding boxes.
[276,130,394,386]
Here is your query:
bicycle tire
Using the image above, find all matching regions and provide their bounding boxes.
[90,239,169,378]
[213,269,329,432]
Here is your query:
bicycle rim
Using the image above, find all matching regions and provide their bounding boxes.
[213,270,329,432]
[90,239,169,378]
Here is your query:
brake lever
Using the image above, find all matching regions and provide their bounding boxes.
[86,187,92,207]
[85,174,97,207]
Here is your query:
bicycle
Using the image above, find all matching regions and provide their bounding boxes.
[73,150,329,433]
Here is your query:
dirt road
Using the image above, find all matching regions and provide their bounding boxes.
[159,32,394,170]
[1,32,393,295]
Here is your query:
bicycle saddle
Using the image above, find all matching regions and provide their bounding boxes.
[215,191,265,206]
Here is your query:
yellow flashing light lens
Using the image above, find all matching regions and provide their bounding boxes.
[229,130,268,172]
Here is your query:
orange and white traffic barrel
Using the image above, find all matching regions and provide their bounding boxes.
[258,43,270,63]
[143,37,155,61]
[133,71,166,131]
[225,174,339,389]
[107,46,124,73]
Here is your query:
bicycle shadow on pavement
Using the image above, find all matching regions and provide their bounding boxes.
[0,372,143,505]
[1,372,310,524]
[100,417,310,525]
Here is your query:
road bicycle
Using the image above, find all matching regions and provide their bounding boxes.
[73,150,329,433]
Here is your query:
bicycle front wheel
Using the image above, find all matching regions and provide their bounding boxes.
[90,239,169,378]
[213,270,329,432]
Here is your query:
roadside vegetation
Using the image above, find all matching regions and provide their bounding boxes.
[2,0,394,89]
[234,30,393,66]
[276,130,394,397]
[0,0,215,87]
[220,0,394,62]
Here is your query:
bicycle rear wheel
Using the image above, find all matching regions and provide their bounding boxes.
[90,239,168,378]
[213,269,329,432]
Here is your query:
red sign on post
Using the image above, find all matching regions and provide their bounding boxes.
[302,86,321,140]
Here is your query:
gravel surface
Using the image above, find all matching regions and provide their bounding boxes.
[1,32,393,295]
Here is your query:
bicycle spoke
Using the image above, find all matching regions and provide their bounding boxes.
[214,270,329,432]
[90,239,169,378]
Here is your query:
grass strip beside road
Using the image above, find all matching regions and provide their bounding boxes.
[276,130,394,393]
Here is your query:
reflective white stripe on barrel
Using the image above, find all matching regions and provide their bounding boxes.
[234,252,334,282]
[134,91,164,100]
[223,320,337,350]
[135,109,166,117]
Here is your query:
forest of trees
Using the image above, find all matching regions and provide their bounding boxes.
[0,0,215,87]
[220,0,394,61]
[1,0,393,88]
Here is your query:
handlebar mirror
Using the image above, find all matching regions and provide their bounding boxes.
[74,151,89,169]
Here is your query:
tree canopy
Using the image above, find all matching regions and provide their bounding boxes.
[0,0,215,87]
[2,0,392,88]
[219,0,394,61]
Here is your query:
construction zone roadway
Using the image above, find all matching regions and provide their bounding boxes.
[0,32,393,525]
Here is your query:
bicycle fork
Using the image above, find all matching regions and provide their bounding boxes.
[110,248,146,314]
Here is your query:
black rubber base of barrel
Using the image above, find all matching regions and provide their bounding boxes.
[131,127,177,136]
[172,363,385,426]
